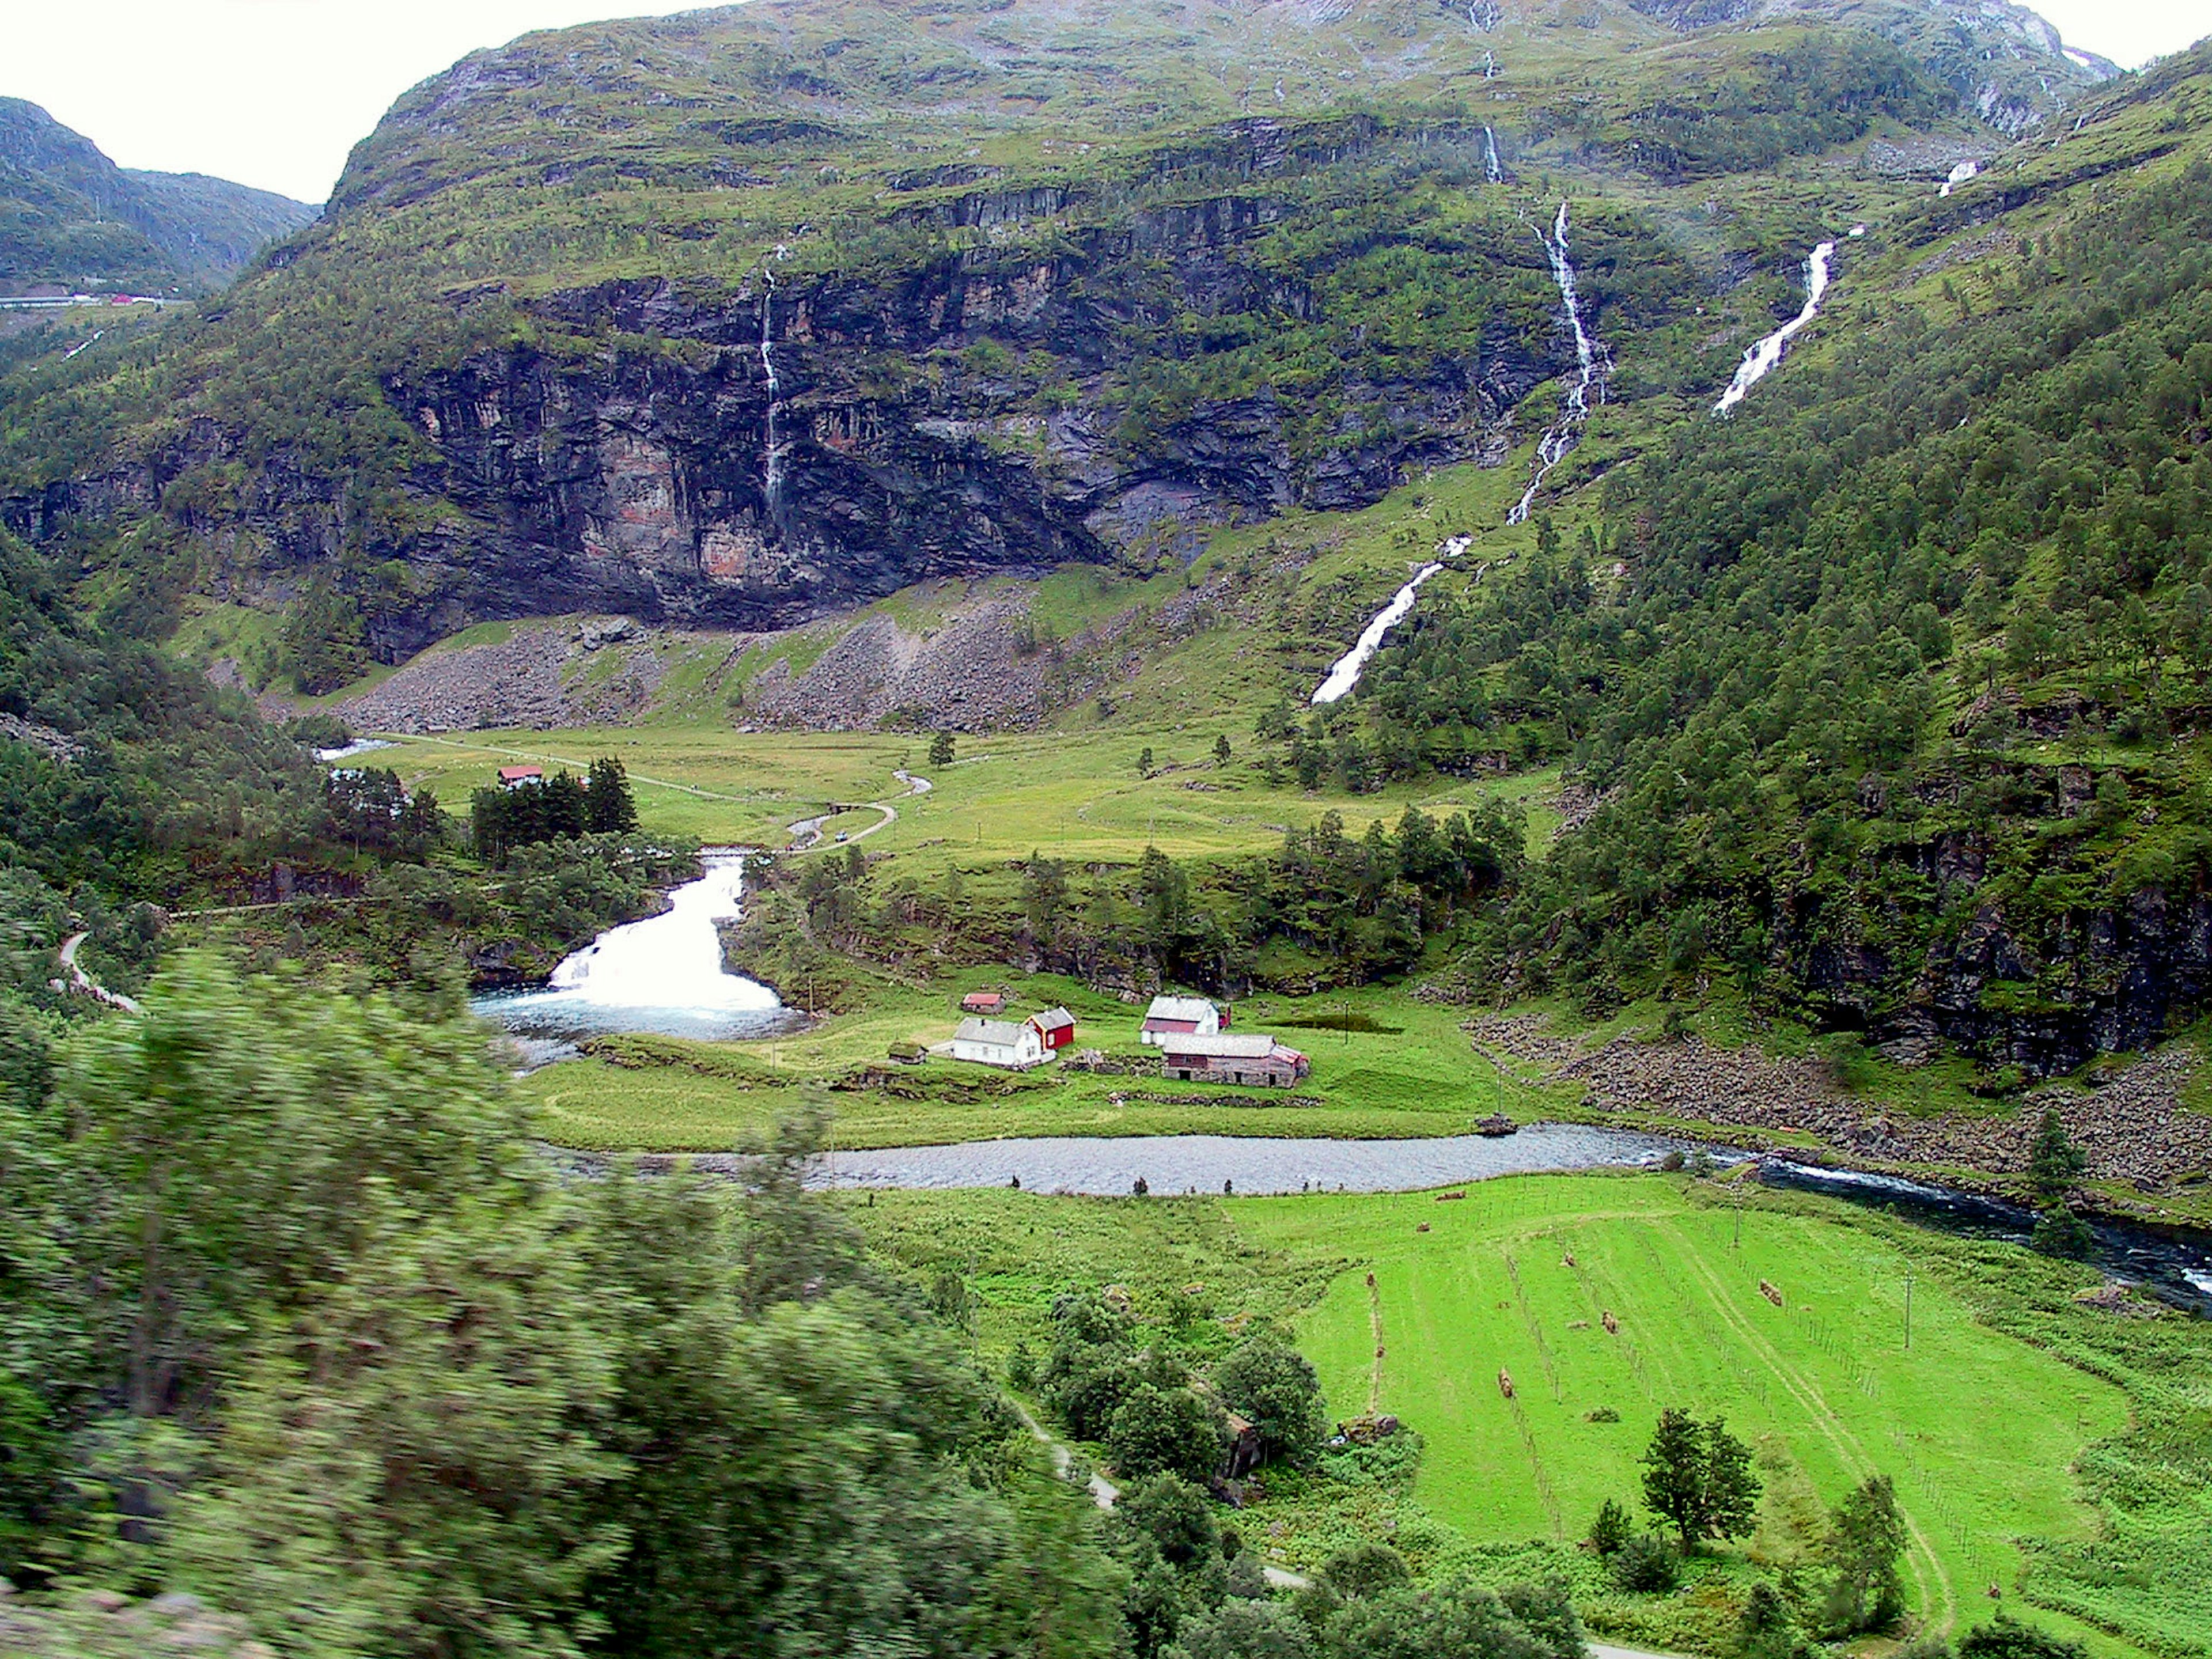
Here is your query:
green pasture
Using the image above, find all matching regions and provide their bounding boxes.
[1238,1177,2137,1650]
[368,722,1556,866]
[848,1175,2169,1657]
[516,979,1578,1151]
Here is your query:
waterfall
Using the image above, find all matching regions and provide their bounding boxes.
[1309,537,1472,704]
[1938,160,1979,198]
[477,854,787,1040]
[1483,126,1503,184]
[1481,50,1498,78]
[759,271,785,521]
[1508,200,1607,527]
[1711,241,1835,416]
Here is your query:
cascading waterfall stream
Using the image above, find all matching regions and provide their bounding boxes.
[1507,200,1605,526]
[476,854,786,1040]
[1711,240,1835,416]
[1310,536,1472,704]
[1483,126,1503,184]
[759,271,785,521]
[1939,160,1979,198]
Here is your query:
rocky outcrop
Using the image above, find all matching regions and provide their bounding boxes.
[1469,1016,2212,1193]
[7,116,1550,664]
[1781,884,2212,1080]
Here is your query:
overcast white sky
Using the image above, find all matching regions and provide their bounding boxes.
[5,0,2208,203]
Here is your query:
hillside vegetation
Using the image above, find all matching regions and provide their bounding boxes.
[0,99,315,293]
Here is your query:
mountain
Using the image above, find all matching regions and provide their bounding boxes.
[0,98,317,294]
[0,0,2107,662]
[5,0,2210,1075]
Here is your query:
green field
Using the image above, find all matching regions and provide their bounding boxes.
[851,1175,2177,1657]
[518,980,1574,1150]
[370,722,1555,868]
[1241,1177,2130,1647]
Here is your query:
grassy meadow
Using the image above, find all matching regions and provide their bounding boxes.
[517,979,1578,1151]
[849,1172,2186,1658]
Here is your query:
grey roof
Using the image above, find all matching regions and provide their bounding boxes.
[1160,1033,1297,1060]
[1030,1006,1077,1032]
[1143,995,1218,1022]
[955,1017,1032,1047]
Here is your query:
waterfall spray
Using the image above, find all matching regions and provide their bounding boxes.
[1508,200,1606,526]
[759,270,785,522]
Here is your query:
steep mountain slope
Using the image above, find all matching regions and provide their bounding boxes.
[0,99,317,294]
[0,0,2098,676]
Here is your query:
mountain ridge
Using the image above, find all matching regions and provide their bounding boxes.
[0,97,317,294]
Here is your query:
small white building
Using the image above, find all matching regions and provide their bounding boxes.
[949,1016,1047,1069]
[1141,995,1225,1046]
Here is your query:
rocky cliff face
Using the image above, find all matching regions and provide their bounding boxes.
[1779,832,2212,1079]
[11,131,1555,660]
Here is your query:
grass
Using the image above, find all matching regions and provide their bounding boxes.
[369,722,1553,866]
[516,980,1579,1151]
[1241,1177,2128,1643]
[846,1173,2171,1656]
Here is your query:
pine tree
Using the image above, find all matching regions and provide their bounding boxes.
[2028,1108,2086,1200]
[927,731,956,768]
[586,756,639,834]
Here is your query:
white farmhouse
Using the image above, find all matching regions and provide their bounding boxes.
[949,1016,1047,1069]
[1140,995,1224,1046]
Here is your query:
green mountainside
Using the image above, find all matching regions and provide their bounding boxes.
[2,0,2210,1079]
[0,99,317,294]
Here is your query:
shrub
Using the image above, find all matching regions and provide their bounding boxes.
[1587,1497,1631,1556]
[1609,1535,1681,1594]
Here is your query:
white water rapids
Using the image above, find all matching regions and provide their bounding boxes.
[1310,536,1472,704]
[480,855,786,1039]
[1712,240,1835,416]
[1508,200,1605,526]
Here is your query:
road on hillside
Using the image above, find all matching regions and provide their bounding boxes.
[59,931,141,1013]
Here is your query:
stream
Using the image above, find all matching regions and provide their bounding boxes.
[473,853,796,1042]
[1713,241,1835,415]
[792,1131,2212,1315]
[1508,200,1605,526]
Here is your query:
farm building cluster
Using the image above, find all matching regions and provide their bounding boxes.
[902,993,1309,1085]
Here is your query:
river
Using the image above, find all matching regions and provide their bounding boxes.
[472,854,796,1042]
[810,1122,1694,1194]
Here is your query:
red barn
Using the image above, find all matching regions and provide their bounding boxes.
[1028,1007,1077,1052]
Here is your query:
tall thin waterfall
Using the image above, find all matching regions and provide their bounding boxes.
[1508,200,1607,526]
[759,271,785,521]
[1483,126,1503,184]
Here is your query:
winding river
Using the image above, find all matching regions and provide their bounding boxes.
[474,854,793,1041]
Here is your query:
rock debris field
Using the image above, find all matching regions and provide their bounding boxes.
[1469,1015,2212,1199]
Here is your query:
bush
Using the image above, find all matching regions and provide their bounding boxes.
[2030,1209,2095,1260]
[1956,1616,2089,1659]
[1587,1497,1631,1556]
[1609,1535,1681,1594]
[1317,1541,1411,1600]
